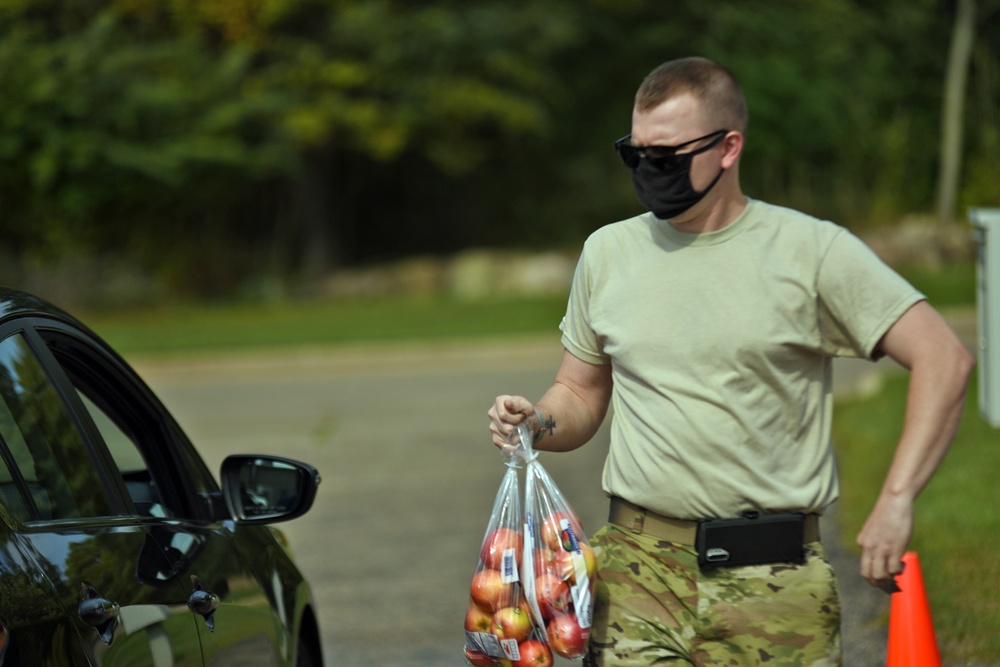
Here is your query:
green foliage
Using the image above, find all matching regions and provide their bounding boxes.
[682,0,953,224]
[0,0,590,293]
[0,7,298,261]
[260,1,581,169]
[1,0,998,298]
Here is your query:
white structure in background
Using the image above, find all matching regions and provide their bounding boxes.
[971,208,1000,427]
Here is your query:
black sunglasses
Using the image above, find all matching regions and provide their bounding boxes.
[614,130,729,170]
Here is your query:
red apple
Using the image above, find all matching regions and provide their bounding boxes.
[547,613,590,658]
[532,547,556,575]
[480,527,524,571]
[540,512,582,552]
[534,573,570,619]
[471,569,513,612]
[513,639,553,667]
[492,606,532,642]
[464,647,495,666]
[516,596,533,617]
[465,600,493,633]
[464,646,512,666]
[554,542,597,584]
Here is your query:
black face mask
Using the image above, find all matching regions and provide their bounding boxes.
[616,130,728,220]
[632,156,725,220]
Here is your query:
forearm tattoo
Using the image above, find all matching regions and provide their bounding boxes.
[534,408,556,442]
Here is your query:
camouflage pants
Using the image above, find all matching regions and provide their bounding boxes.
[584,523,841,666]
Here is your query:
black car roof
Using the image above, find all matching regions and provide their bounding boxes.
[0,288,89,329]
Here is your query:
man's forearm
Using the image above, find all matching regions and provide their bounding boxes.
[880,340,973,501]
[858,321,971,585]
[532,381,609,453]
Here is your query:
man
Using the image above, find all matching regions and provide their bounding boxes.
[487,57,973,665]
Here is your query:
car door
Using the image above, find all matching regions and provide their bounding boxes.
[36,322,293,667]
[0,325,203,667]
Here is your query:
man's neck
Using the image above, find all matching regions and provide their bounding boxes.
[667,192,749,234]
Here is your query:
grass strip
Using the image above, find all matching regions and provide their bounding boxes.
[81,294,570,356]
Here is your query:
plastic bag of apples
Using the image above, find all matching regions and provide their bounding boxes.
[521,428,594,662]
[464,424,594,666]
[464,451,545,666]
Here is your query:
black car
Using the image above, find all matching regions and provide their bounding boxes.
[0,288,324,666]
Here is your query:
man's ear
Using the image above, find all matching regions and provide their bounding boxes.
[721,131,744,169]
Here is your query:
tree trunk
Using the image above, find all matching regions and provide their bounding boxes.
[268,147,346,284]
[298,147,335,279]
[937,0,977,228]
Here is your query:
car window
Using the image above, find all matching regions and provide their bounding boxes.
[170,429,219,515]
[0,332,115,522]
[76,391,174,519]
[0,431,31,520]
[40,328,221,522]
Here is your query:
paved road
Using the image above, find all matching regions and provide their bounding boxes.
[135,339,902,666]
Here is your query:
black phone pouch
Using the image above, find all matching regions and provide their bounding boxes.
[696,511,806,569]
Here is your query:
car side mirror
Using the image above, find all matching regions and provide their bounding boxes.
[220,455,320,525]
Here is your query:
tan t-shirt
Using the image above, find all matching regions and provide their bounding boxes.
[560,200,924,519]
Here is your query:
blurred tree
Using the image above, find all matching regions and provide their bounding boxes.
[246,0,584,276]
[0,0,583,293]
[0,0,997,300]
[679,0,947,225]
[938,0,977,228]
[949,0,1000,217]
[0,5,299,294]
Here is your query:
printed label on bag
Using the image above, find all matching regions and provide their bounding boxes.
[501,638,520,661]
[560,518,580,552]
[501,547,519,584]
[466,630,504,658]
[522,520,546,629]
[561,519,593,629]
[572,579,593,629]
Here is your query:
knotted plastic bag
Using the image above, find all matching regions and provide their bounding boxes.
[463,449,548,666]
[519,424,594,661]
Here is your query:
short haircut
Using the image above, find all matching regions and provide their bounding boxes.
[635,57,748,134]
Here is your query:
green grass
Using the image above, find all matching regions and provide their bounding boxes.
[833,371,1000,662]
[81,294,570,356]
[896,261,977,308]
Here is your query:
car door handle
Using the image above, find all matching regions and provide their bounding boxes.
[78,584,120,646]
[187,578,220,632]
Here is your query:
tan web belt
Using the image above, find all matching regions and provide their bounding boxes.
[608,496,820,546]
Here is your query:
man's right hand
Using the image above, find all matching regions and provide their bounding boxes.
[485,350,613,455]
[487,395,537,454]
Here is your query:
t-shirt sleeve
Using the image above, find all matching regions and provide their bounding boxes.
[816,229,925,359]
[559,244,611,365]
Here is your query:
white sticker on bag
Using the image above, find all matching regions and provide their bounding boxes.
[500,547,519,584]
[572,580,593,629]
[561,519,593,629]
[522,519,546,629]
[501,638,521,661]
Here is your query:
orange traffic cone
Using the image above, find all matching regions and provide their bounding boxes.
[887,551,941,667]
